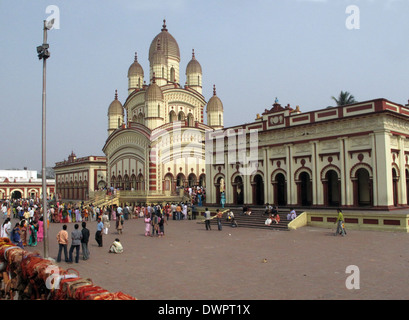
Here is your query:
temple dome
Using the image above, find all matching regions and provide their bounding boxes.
[149,20,180,63]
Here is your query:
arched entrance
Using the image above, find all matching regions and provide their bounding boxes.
[215,176,225,205]
[252,174,264,205]
[11,190,22,200]
[176,173,185,188]
[392,168,398,207]
[406,169,409,205]
[324,170,340,206]
[199,174,206,188]
[273,172,287,206]
[354,168,372,207]
[188,173,196,187]
[233,175,244,205]
[298,171,312,206]
[163,173,174,195]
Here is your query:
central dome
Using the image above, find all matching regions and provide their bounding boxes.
[149,20,180,63]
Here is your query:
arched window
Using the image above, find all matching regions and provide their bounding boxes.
[170,67,175,82]
[169,110,177,122]
[178,111,185,121]
[187,113,194,127]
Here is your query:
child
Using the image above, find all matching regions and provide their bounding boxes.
[144,215,151,236]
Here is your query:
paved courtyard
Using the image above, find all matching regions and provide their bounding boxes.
[23,216,409,300]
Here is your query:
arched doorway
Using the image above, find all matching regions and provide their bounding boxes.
[124,174,130,190]
[354,168,372,207]
[187,113,194,127]
[392,168,398,207]
[233,175,244,205]
[215,176,225,205]
[298,172,312,206]
[325,170,340,206]
[406,169,409,205]
[136,174,144,191]
[176,173,185,188]
[273,173,287,206]
[188,173,196,187]
[169,110,177,122]
[199,174,206,188]
[164,173,174,195]
[252,174,264,205]
[11,190,22,200]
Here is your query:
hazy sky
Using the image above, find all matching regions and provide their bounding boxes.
[0,0,408,171]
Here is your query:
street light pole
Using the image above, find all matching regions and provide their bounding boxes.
[37,20,51,258]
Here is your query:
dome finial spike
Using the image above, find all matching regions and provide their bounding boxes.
[152,72,156,84]
[115,89,118,100]
[213,84,216,96]
[192,48,195,59]
[134,52,137,62]
[161,19,167,31]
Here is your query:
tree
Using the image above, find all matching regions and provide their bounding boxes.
[331,91,357,106]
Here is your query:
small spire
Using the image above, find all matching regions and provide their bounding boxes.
[161,19,167,31]
[134,52,138,62]
[213,84,216,96]
[115,89,118,100]
[192,49,195,59]
[152,72,156,83]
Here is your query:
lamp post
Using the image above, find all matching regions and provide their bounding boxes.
[37,19,53,258]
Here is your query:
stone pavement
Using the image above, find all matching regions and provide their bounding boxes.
[22,216,409,300]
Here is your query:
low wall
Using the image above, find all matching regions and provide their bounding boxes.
[305,210,409,233]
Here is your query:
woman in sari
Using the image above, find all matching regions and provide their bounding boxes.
[37,217,44,242]
[20,220,27,246]
[11,223,23,248]
[28,221,38,246]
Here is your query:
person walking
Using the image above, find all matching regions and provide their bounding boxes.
[68,224,82,263]
[28,221,38,246]
[102,211,110,235]
[204,208,211,231]
[158,213,167,237]
[95,218,103,247]
[56,224,69,263]
[81,222,90,260]
[216,209,223,231]
[334,208,346,236]
[116,211,124,234]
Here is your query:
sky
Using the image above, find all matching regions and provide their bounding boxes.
[0,0,408,172]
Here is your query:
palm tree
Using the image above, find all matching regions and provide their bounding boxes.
[331,91,357,106]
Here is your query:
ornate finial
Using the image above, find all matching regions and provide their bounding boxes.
[115,89,118,100]
[213,84,216,96]
[134,52,138,62]
[152,72,156,83]
[192,49,195,59]
[161,19,167,31]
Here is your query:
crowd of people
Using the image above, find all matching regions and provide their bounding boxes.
[1,198,46,249]
[1,191,331,268]
[0,196,205,264]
